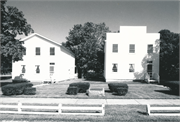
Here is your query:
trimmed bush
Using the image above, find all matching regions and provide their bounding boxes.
[162,81,179,93]
[66,86,79,95]
[13,79,30,83]
[108,82,128,92]
[1,82,33,96]
[115,88,128,96]
[24,87,36,95]
[69,82,90,93]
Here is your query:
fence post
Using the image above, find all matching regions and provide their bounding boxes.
[18,101,22,113]
[102,103,105,116]
[58,103,62,114]
[146,104,150,115]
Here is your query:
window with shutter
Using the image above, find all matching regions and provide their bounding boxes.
[129,64,135,72]
[22,65,25,73]
[36,65,40,73]
[112,64,118,72]
[129,44,135,53]
[36,47,40,55]
[112,44,118,52]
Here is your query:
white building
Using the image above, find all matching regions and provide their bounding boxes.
[104,26,160,82]
[12,33,76,82]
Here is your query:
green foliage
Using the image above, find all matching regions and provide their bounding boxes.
[115,88,128,96]
[158,30,179,81]
[108,83,128,93]
[13,76,30,83]
[162,81,179,94]
[84,72,105,81]
[24,87,36,95]
[69,82,90,93]
[66,86,79,95]
[1,82,33,95]
[62,22,110,77]
[1,0,34,74]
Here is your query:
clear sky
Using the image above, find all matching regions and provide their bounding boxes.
[6,0,179,44]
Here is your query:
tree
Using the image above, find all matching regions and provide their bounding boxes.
[158,29,179,81]
[62,22,110,78]
[1,0,34,74]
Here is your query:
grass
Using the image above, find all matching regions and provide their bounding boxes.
[0,78,179,99]
[0,105,180,122]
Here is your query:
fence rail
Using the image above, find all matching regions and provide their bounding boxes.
[0,102,105,116]
[146,104,180,116]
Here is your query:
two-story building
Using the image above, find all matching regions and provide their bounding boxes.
[12,33,76,82]
[104,26,160,82]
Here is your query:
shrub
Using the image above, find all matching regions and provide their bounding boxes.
[115,88,128,96]
[108,82,128,92]
[69,82,90,93]
[1,82,33,96]
[24,87,36,95]
[13,78,30,83]
[84,72,105,81]
[66,86,79,95]
[162,81,179,93]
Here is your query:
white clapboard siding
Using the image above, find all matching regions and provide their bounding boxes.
[147,104,180,116]
[0,102,105,116]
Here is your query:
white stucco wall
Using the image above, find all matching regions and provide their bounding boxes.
[104,26,160,82]
[12,34,76,82]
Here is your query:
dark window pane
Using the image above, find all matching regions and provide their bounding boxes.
[36,65,40,73]
[50,66,54,72]
[148,45,153,53]
[36,47,40,55]
[129,64,134,72]
[50,47,55,55]
[22,65,25,73]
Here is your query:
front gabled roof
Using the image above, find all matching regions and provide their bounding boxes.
[21,33,75,57]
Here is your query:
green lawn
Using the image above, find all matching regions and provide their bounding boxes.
[0,105,180,122]
[0,79,179,99]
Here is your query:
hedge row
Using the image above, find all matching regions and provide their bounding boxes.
[2,82,34,96]
[66,82,90,95]
[108,82,128,96]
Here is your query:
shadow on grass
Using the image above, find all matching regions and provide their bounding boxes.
[154,90,179,96]
[105,90,111,93]
[137,111,148,115]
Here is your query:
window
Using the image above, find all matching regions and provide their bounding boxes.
[22,65,25,73]
[129,44,135,53]
[112,64,118,72]
[50,47,55,55]
[112,44,118,52]
[36,65,40,73]
[36,47,40,55]
[129,64,135,72]
[148,45,153,53]
[50,66,54,73]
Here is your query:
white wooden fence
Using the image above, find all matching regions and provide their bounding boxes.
[0,102,105,116]
[146,104,180,116]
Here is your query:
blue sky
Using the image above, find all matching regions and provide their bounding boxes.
[6,0,179,43]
